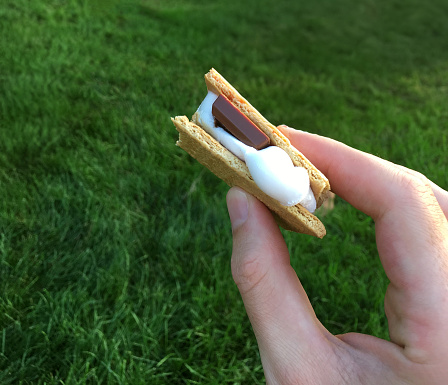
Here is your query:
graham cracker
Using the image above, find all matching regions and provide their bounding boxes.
[171,115,326,238]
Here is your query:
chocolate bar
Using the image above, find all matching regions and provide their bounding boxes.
[212,94,270,150]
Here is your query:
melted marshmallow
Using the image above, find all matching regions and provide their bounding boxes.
[196,91,316,212]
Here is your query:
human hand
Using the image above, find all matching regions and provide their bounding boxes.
[226,126,448,384]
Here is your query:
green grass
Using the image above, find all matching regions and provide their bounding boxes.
[1,0,447,383]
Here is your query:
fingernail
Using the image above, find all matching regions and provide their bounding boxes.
[226,187,249,230]
[278,125,308,133]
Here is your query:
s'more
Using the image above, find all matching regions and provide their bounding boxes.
[171,69,330,238]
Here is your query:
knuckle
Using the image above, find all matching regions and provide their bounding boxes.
[393,169,433,201]
[231,253,268,295]
[407,169,427,182]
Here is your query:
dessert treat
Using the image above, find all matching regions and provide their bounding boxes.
[171,69,331,238]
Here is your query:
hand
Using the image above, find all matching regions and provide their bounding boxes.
[226,126,448,385]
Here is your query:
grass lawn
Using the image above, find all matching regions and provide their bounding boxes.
[1,0,447,383]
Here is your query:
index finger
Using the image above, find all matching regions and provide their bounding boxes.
[278,126,448,218]
[279,126,448,360]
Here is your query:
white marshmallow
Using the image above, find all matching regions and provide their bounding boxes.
[195,91,317,212]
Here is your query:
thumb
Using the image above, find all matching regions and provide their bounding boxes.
[226,187,325,364]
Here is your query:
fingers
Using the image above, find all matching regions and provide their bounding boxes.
[226,187,328,366]
[278,125,448,217]
[278,126,448,362]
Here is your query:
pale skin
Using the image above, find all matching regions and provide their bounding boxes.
[226,126,448,385]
